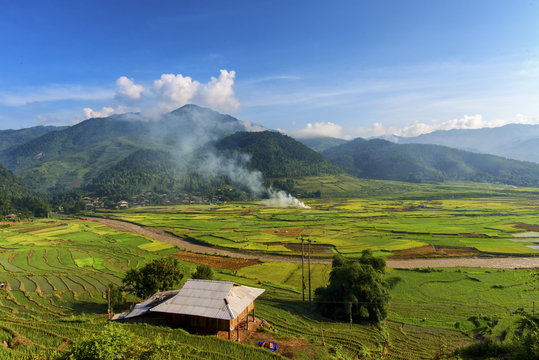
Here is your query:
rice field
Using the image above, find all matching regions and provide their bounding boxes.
[95,182,539,257]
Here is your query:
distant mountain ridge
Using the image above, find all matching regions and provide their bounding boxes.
[1,106,539,201]
[0,125,68,152]
[391,124,539,163]
[296,137,349,152]
[322,138,539,187]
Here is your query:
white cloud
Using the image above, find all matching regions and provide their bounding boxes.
[152,73,200,112]
[286,121,344,139]
[82,106,128,120]
[115,76,145,101]
[200,69,240,113]
[354,114,539,138]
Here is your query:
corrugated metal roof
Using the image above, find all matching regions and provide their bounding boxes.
[149,279,265,320]
[121,289,179,319]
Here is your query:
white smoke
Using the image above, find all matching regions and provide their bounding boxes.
[261,189,311,209]
[196,152,310,209]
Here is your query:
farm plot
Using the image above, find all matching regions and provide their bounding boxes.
[0,218,284,360]
[97,183,539,257]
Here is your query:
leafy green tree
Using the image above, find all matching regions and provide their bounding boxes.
[122,258,183,298]
[191,265,214,280]
[315,251,400,324]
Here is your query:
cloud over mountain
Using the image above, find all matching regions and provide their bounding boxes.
[82,70,240,119]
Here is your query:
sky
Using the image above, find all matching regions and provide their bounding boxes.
[1,0,538,139]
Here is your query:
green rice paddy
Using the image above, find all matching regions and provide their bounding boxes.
[96,182,539,257]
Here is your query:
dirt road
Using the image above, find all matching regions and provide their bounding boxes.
[88,217,539,269]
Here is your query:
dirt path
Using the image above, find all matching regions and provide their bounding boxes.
[87,217,539,269]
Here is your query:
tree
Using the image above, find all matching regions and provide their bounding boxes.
[315,251,401,324]
[122,258,183,298]
[191,265,214,280]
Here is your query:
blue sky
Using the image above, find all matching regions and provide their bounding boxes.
[1,0,538,138]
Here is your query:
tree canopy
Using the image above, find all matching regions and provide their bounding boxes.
[122,258,184,298]
[191,265,214,280]
[315,251,400,324]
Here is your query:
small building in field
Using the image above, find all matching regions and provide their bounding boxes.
[114,279,265,340]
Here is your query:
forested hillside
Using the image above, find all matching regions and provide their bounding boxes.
[0,162,50,217]
[83,149,181,200]
[322,138,539,186]
[215,131,343,178]
[0,125,67,152]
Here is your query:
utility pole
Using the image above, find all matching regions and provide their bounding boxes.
[308,238,312,314]
[301,237,305,308]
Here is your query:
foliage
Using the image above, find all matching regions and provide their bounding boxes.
[83,149,180,201]
[315,251,396,324]
[0,161,51,217]
[215,130,342,178]
[191,264,214,280]
[123,258,184,298]
[53,323,132,360]
[322,138,539,187]
[513,311,539,359]
[455,312,538,359]
[109,284,125,313]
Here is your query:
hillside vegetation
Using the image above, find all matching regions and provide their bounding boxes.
[215,131,342,178]
[0,162,50,217]
[322,138,539,187]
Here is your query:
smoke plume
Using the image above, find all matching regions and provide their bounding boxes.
[262,189,311,209]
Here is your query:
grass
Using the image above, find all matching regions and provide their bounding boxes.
[1,181,538,359]
[94,182,539,257]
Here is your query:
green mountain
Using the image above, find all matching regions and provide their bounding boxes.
[392,124,539,163]
[83,149,181,200]
[215,131,343,178]
[296,137,349,152]
[0,161,50,217]
[322,138,539,187]
[0,125,67,152]
[0,105,250,194]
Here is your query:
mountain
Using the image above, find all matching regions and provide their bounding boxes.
[296,137,349,152]
[0,105,253,194]
[392,124,539,163]
[0,125,67,152]
[322,138,539,187]
[215,131,343,178]
[83,149,182,200]
[0,161,50,217]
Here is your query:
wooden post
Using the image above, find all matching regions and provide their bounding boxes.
[321,328,325,347]
[107,287,111,320]
[228,328,231,340]
[349,302,353,329]
[246,314,249,331]
[237,323,240,341]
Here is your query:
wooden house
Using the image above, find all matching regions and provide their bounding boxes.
[115,279,265,341]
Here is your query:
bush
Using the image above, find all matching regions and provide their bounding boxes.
[191,265,214,280]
